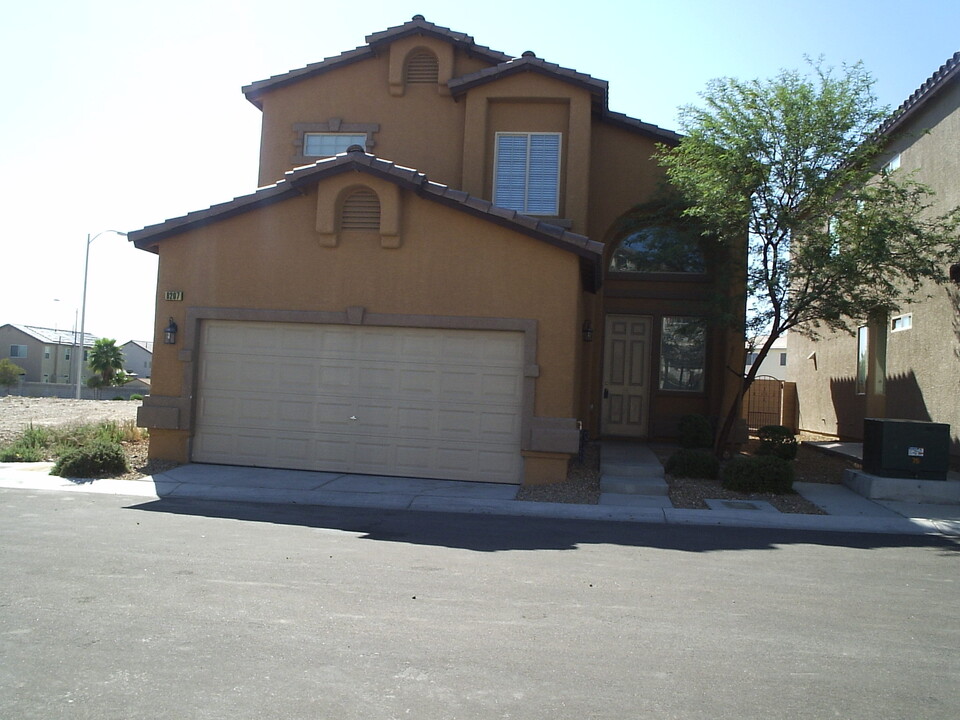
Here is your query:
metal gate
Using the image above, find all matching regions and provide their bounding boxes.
[743,377,798,431]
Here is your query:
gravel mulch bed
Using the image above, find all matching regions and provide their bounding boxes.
[517,438,860,514]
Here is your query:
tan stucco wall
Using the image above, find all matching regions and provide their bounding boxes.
[790,77,960,456]
[145,179,585,480]
[256,39,491,188]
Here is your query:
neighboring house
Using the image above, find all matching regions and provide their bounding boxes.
[0,324,97,385]
[130,16,744,485]
[789,51,960,459]
[121,340,154,378]
[745,335,791,382]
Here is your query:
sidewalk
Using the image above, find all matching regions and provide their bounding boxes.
[2,458,959,536]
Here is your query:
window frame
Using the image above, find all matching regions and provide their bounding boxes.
[890,313,913,332]
[493,132,561,216]
[10,344,27,358]
[291,120,379,166]
[302,132,370,158]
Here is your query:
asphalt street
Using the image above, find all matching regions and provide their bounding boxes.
[2,487,959,719]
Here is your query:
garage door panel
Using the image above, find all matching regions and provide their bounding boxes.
[194,321,525,483]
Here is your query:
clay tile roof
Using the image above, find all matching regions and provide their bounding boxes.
[242,16,509,107]
[127,150,603,290]
[598,109,683,145]
[879,51,960,138]
[448,54,608,100]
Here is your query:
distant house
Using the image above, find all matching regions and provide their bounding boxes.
[0,324,97,385]
[121,340,153,379]
[789,51,960,460]
[745,335,790,382]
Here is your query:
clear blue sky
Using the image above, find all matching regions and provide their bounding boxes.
[2,0,958,343]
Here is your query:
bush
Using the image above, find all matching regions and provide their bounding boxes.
[130,394,144,401]
[756,425,798,460]
[665,448,720,479]
[678,414,713,449]
[0,424,53,462]
[111,395,126,401]
[721,455,794,494]
[51,440,128,478]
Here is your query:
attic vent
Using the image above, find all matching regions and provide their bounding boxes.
[406,51,439,84]
[341,188,381,230]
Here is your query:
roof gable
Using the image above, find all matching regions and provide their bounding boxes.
[129,149,604,291]
[242,15,510,108]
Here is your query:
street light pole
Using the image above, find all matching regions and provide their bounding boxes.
[75,230,128,399]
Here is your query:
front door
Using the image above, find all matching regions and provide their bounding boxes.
[601,314,652,437]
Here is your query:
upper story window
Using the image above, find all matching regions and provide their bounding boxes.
[882,153,901,174]
[493,132,561,215]
[405,50,439,84]
[10,344,27,358]
[891,313,912,332]
[304,133,369,158]
[610,225,705,274]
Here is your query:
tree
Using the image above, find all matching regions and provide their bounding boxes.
[659,60,960,453]
[0,358,26,390]
[87,339,126,387]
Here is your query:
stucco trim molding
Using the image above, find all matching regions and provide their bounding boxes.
[176,306,544,452]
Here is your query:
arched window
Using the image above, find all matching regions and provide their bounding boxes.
[340,188,380,231]
[609,225,705,274]
[405,50,439,84]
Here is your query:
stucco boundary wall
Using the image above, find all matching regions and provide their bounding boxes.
[6,382,147,401]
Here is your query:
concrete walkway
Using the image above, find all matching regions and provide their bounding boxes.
[1,445,959,536]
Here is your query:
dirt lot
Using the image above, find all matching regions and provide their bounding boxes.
[0,396,141,446]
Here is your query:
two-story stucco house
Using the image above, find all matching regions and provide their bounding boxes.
[0,324,96,385]
[789,51,960,462]
[130,16,744,485]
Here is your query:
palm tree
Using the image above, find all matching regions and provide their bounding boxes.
[87,338,125,387]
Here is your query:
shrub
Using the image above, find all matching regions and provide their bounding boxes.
[756,425,798,460]
[666,448,720,479]
[111,395,126,401]
[0,424,53,462]
[0,444,46,462]
[721,455,794,494]
[678,414,713,449]
[130,394,144,401]
[51,440,128,478]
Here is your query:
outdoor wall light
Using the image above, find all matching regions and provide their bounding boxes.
[582,320,593,342]
[164,317,178,345]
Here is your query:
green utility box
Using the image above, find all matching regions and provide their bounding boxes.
[862,419,950,481]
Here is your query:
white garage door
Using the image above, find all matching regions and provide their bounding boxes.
[192,320,525,483]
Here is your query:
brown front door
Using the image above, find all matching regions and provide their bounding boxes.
[601,314,652,437]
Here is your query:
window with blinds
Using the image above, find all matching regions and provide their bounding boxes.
[493,133,561,215]
[405,51,439,84]
[303,133,367,157]
[340,188,381,230]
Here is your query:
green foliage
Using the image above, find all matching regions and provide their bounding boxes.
[678,414,714,449]
[52,440,128,478]
[665,448,720,479]
[88,338,126,387]
[0,424,53,462]
[130,394,144,401]
[721,455,794,494]
[660,59,960,452]
[756,425,799,460]
[111,395,126,400]
[0,420,144,466]
[660,59,960,346]
[0,357,26,388]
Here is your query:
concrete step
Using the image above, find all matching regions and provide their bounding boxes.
[600,474,669,496]
[599,461,665,479]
